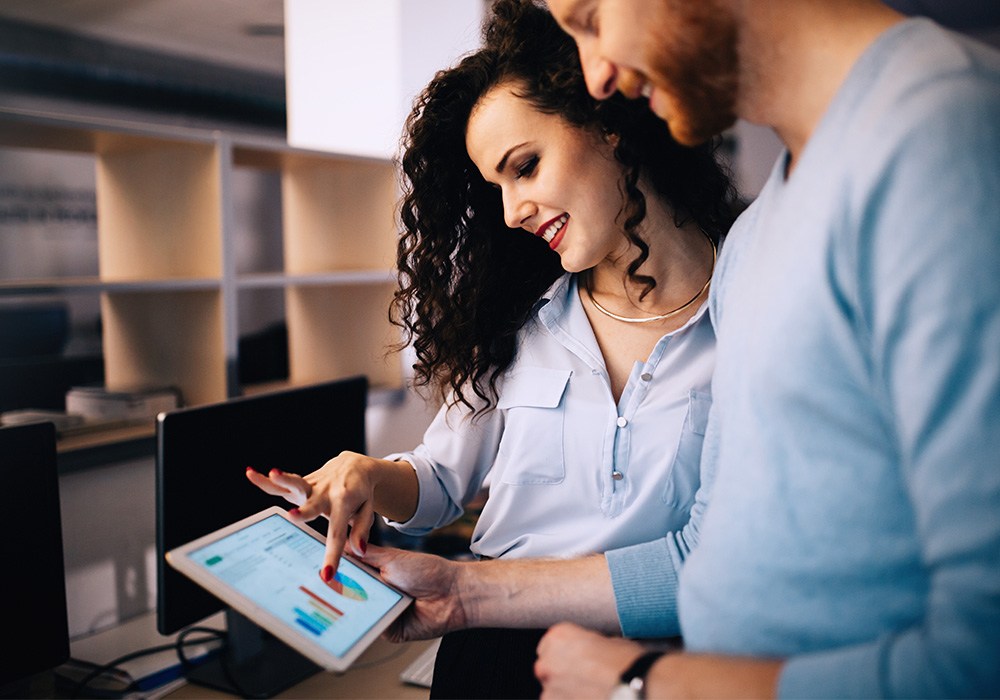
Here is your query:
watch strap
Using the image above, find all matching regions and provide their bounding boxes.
[619,650,665,699]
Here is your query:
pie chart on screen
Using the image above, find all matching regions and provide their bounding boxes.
[326,570,368,602]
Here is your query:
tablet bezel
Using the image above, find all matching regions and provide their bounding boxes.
[165,505,412,672]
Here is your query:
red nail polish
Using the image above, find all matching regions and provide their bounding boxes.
[289,508,300,517]
[270,468,281,476]
[321,565,333,582]
[360,539,368,555]
[246,466,253,472]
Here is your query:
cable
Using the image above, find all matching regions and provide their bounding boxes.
[70,630,224,698]
[174,626,263,700]
[174,626,226,670]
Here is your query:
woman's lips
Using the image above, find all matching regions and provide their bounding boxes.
[537,213,569,250]
[548,221,568,250]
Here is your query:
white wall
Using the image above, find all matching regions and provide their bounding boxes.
[285,0,484,159]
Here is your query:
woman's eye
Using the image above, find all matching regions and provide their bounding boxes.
[515,156,539,179]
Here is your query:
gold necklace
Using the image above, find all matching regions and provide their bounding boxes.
[584,231,717,324]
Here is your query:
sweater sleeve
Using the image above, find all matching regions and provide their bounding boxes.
[780,70,1000,698]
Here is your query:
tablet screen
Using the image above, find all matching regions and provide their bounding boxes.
[181,512,404,659]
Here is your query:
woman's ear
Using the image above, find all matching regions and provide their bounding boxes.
[603,130,621,148]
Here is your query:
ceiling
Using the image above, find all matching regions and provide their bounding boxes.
[0,0,286,76]
[0,0,996,83]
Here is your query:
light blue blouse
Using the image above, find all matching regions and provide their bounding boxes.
[385,272,715,561]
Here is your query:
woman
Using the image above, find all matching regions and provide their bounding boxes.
[248,0,737,696]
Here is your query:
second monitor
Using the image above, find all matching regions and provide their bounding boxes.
[156,376,368,637]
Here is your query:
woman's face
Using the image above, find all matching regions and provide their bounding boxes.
[465,83,630,273]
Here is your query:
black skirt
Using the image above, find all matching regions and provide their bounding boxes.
[430,627,548,700]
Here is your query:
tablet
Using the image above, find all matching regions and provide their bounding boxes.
[166,506,412,672]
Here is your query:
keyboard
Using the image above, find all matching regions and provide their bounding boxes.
[399,638,442,688]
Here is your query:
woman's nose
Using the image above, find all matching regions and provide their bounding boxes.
[503,194,534,230]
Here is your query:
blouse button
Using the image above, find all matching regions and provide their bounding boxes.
[616,416,628,428]
[640,372,653,382]
[612,471,624,481]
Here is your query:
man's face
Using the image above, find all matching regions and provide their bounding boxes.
[547,0,740,145]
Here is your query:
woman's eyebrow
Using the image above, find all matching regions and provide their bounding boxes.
[496,142,530,173]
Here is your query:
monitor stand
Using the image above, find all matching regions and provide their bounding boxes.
[185,609,320,698]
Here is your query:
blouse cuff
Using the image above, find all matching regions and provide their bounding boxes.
[380,450,448,535]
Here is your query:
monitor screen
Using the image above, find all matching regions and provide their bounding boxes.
[155,377,367,636]
[0,422,70,688]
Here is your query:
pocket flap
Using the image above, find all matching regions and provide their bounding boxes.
[497,367,572,410]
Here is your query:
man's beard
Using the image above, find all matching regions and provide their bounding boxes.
[648,0,740,145]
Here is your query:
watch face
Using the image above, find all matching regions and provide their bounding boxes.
[608,682,639,700]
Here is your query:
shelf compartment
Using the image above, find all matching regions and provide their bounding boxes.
[285,282,402,390]
[101,289,226,406]
[96,135,222,281]
[282,156,399,273]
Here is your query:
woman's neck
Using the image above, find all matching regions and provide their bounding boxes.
[587,195,716,314]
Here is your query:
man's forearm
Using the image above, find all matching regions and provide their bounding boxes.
[646,654,782,699]
[458,554,621,633]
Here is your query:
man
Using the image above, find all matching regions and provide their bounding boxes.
[525,0,1000,697]
[361,0,1000,697]
[368,0,1000,697]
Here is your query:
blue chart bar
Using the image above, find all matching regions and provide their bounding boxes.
[291,586,343,638]
[294,607,325,636]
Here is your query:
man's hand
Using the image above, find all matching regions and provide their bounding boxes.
[363,546,621,643]
[535,622,645,699]
[362,544,469,641]
[537,622,784,699]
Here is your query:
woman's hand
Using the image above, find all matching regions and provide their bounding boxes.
[246,452,417,583]
[245,464,313,506]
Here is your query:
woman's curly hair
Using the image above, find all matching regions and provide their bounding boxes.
[392,0,737,413]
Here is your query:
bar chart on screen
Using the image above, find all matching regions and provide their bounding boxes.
[295,585,344,636]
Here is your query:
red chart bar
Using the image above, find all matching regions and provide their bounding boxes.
[299,585,344,617]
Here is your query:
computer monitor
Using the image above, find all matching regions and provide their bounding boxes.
[155,376,367,696]
[0,422,70,692]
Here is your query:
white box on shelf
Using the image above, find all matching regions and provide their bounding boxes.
[66,386,180,423]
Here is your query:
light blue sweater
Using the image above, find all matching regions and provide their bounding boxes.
[610,18,1000,697]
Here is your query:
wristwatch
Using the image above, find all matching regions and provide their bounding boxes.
[608,650,665,700]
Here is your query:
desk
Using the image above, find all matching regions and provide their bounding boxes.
[67,611,432,699]
[166,635,433,699]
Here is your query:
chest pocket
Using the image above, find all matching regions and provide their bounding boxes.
[662,391,711,508]
[495,367,571,485]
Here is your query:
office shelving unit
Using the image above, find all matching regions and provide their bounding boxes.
[0,106,404,453]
